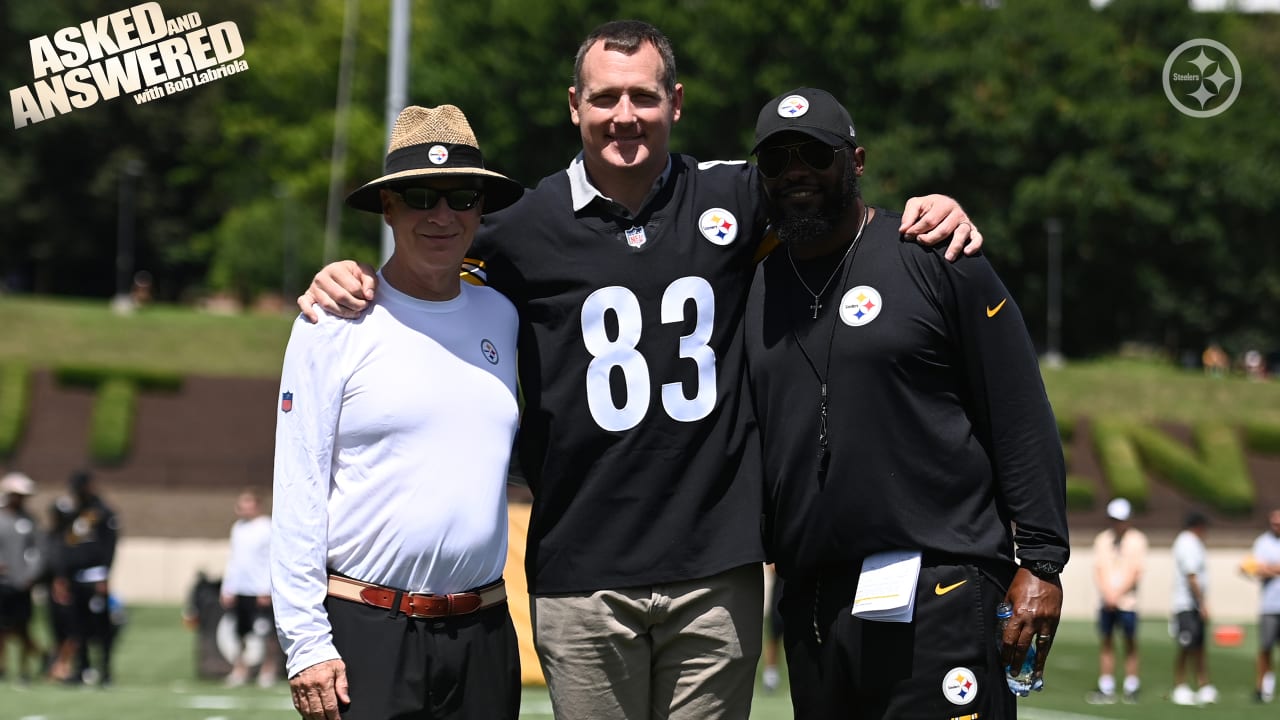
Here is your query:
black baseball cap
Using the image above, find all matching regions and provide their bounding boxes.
[752,87,858,154]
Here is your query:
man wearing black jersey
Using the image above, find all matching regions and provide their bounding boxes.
[301,21,983,720]
[743,87,1068,719]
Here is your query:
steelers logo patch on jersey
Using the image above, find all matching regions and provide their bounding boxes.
[428,144,449,165]
[839,285,882,327]
[480,339,500,365]
[942,667,979,705]
[698,208,738,246]
[778,94,810,118]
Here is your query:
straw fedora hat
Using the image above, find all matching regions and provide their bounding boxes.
[346,104,523,214]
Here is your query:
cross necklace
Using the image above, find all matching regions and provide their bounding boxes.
[785,205,870,319]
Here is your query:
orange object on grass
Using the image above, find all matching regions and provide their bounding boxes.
[1214,625,1244,647]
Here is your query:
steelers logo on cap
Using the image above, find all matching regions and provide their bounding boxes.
[777,94,810,118]
[428,145,449,164]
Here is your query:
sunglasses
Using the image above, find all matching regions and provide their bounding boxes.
[397,187,484,211]
[756,141,847,179]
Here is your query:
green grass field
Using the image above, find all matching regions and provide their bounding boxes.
[0,606,1268,719]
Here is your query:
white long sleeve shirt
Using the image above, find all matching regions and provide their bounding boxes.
[222,515,272,596]
[271,278,519,677]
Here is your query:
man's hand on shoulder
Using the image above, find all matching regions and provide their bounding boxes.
[297,261,378,322]
[900,194,984,262]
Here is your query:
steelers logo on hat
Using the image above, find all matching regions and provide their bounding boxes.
[428,145,449,164]
[777,94,810,118]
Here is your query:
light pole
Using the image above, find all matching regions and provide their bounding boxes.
[1044,217,1064,368]
[382,0,409,264]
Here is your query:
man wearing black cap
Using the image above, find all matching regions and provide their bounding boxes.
[47,469,119,686]
[742,87,1069,719]
[273,104,525,720]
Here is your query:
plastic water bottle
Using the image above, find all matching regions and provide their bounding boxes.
[995,602,1039,696]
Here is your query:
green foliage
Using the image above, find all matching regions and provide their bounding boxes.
[54,365,184,392]
[1091,416,1148,509]
[1057,414,1076,442]
[0,362,31,458]
[2,1,1278,353]
[89,377,136,466]
[1127,422,1254,515]
[1065,475,1095,511]
[1242,419,1280,455]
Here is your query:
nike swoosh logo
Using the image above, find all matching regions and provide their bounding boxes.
[986,298,1008,318]
[934,580,968,596]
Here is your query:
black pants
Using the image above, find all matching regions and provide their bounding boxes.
[326,596,520,720]
[782,562,1018,720]
[69,581,115,683]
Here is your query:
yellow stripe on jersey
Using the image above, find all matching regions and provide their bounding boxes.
[461,258,488,286]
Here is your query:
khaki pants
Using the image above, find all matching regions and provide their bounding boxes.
[532,563,763,720]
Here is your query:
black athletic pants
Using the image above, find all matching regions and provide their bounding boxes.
[781,561,1019,720]
[326,596,520,720]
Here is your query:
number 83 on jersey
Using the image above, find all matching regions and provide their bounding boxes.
[581,276,717,432]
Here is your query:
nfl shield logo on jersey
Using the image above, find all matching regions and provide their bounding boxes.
[281,391,293,413]
[625,226,647,248]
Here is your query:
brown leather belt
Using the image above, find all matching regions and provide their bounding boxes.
[327,575,506,618]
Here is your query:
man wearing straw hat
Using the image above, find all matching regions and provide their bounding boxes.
[298,20,981,719]
[272,104,525,720]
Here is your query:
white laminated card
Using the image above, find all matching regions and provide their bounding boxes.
[851,550,922,622]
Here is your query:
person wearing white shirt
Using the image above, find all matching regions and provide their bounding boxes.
[1087,498,1148,704]
[1248,509,1280,703]
[271,104,524,720]
[1170,511,1214,706]
[221,489,277,688]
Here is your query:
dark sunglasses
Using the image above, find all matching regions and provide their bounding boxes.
[756,141,847,179]
[397,187,484,211]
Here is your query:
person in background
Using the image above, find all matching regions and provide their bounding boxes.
[221,489,278,688]
[1171,511,1214,706]
[0,472,45,684]
[1087,497,1147,704]
[47,469,120,686]
[1246,508,1280,703]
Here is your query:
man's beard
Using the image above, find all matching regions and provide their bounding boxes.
[775,166,860,252]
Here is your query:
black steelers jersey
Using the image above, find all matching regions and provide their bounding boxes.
[744,209,1069,582]
[468,155,770,594]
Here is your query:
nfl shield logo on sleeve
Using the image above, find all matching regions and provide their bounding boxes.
[281,391,293,413]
